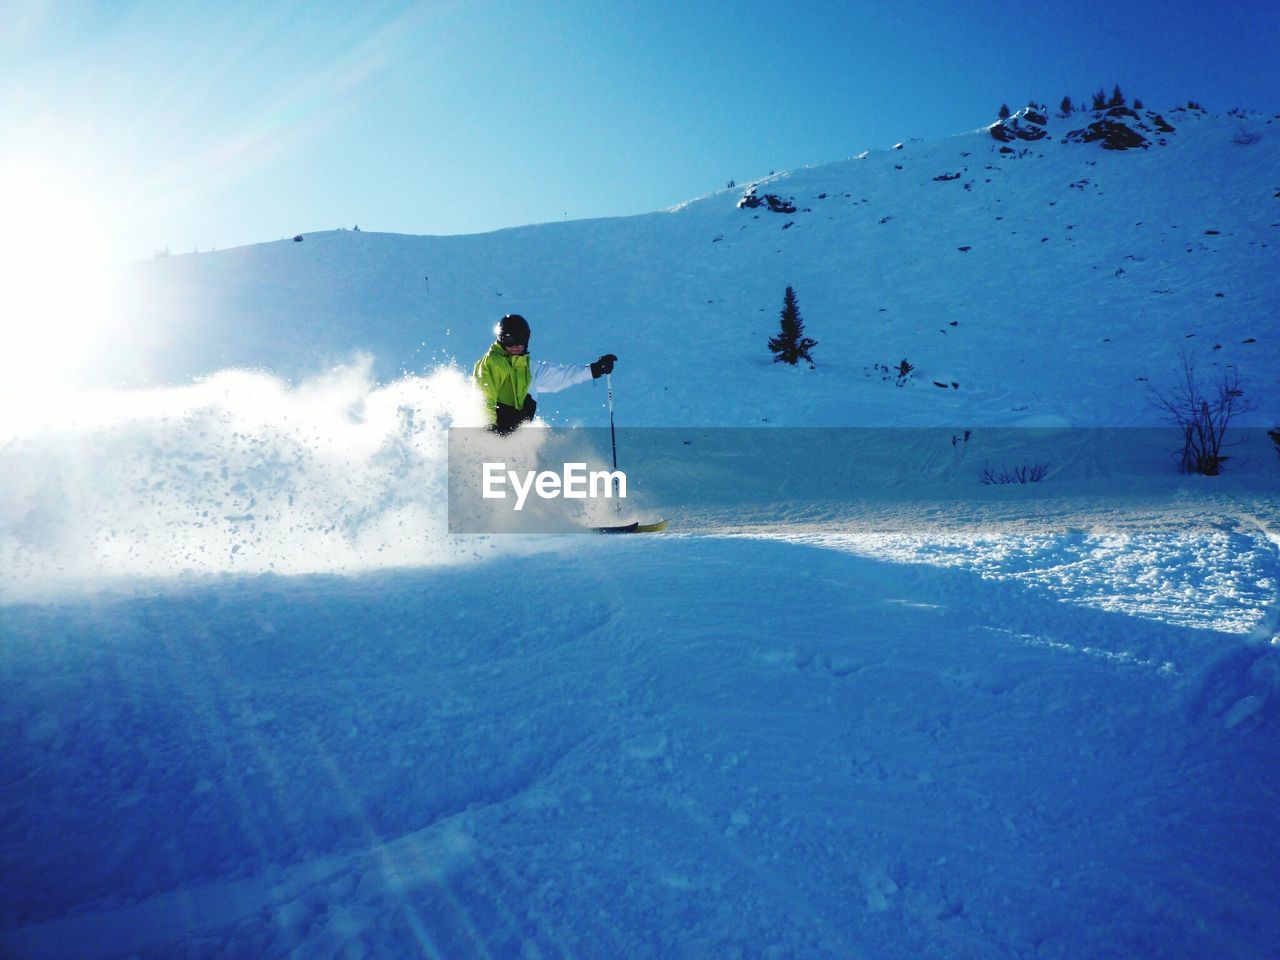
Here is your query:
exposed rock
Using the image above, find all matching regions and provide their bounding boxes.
[991,121,1047,143]
[1065,117,1149,151]
[737,190,797,214]
[990,107,1049,143]
[1063,109,1177,151]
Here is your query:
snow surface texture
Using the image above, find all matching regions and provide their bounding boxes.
[2,105,1279,958]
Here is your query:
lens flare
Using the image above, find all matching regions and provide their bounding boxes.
[0,165,119,387]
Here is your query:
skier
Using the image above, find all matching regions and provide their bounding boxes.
[473,314,617,435]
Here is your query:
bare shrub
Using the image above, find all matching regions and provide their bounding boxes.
[895,359,914,387]
[979,462,1049,485]
[1148,354,1253,475]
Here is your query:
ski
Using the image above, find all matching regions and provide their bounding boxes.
[590,519,668,534]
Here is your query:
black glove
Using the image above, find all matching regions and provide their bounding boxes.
[590,354,617,379]
[492,397,537,436]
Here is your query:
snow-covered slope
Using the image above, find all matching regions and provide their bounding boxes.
[3,105,1278,960]
[92,103,1280,427]
[4,535,1278,960]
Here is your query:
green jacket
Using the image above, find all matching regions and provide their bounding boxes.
[473,342,531,422]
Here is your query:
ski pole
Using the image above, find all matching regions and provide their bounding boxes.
[607,373,620,507]
[607,373,618,469]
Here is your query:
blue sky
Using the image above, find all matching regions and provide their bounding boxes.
[2,0,1278,263]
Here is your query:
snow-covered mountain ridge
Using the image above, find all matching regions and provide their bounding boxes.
[106,104,1279,427]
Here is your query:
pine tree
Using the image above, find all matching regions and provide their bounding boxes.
[1109,84,1125,108]
[768,285,817,366]
[1059,95,1074,117]
[1092,89,1107,111]
[998,103,1011,120]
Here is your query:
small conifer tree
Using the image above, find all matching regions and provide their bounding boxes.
[998,103,1011,120]
[1109,84,1125,108]
[1059,95,1074,117]
[768,285,817,366]
[1092,89,1107,110]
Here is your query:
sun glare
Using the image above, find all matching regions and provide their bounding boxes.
[0,167,119,387]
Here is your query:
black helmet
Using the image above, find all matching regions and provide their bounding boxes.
[495,314,530,348]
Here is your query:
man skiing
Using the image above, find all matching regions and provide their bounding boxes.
[473,314,617,435]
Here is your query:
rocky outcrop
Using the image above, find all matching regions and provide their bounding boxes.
[738,189,797,214]
[1063,106,1177,151]
[1068,118,1149,150]
[988,102,1180,153]
[989,107,1049,143]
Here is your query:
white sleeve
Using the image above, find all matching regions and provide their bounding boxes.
[530,360,594,396]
